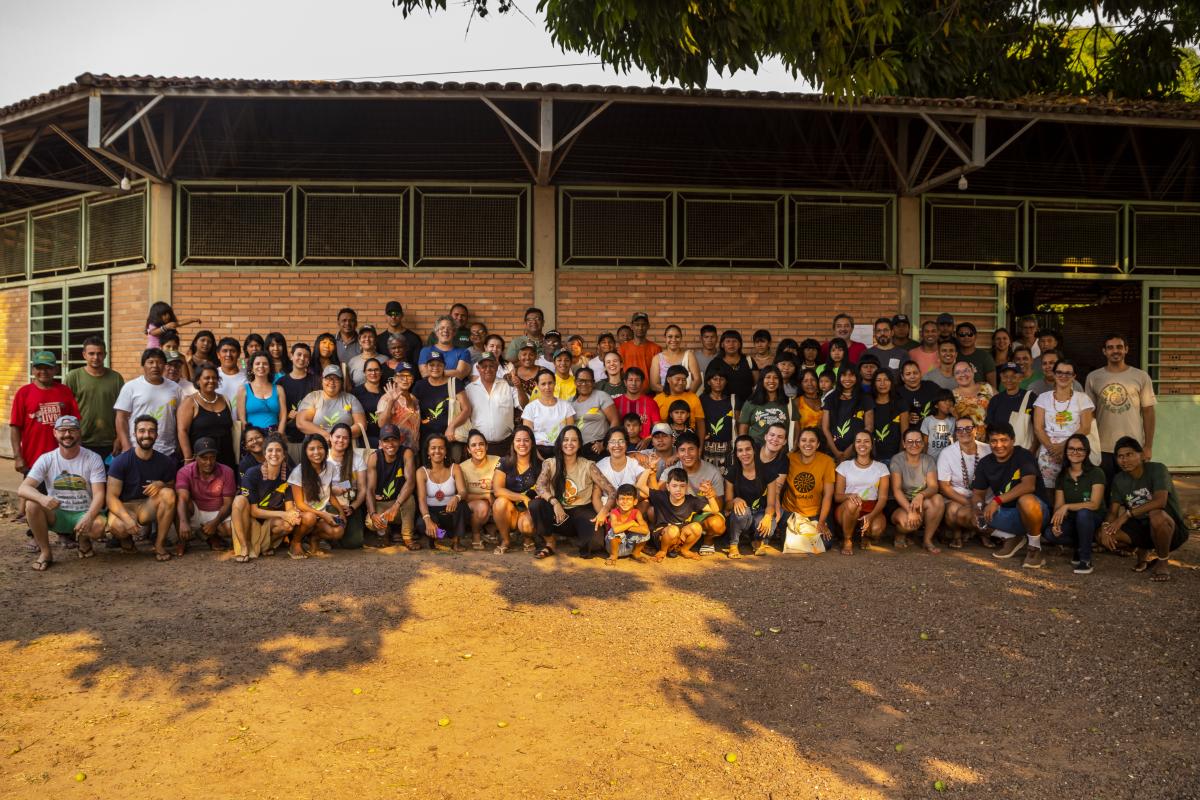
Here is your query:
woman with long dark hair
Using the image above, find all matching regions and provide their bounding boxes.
[869,368,906,463]
[264,331,291,381]
[461,429,500,550]
[725,434,781,557]
[287,433,344,558]
[187,329,217,379]
[415,433,468,551]
[528,425,616,559]
[1043,432,1105,574]
[237,353,286,436]
[492,425,541,554]
[177,363,237,471]
[311,332,341,378]
[822,366,874,463]
[738,365,789,446]
[718,329,756,407]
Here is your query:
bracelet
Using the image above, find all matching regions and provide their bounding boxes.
[993,495,1003,505]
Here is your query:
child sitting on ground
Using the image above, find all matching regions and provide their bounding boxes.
[648,468,720,562]
[605,484,651,565]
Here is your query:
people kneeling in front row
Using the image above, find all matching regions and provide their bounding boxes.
[17,415,1187,580]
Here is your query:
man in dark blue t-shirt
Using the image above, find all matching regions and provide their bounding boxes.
[105,414,178,556]
[972,421,1048,569]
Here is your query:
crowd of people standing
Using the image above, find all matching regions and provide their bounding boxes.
[9,300,1188,581]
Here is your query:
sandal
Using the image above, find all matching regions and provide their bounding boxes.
[471,540,485,551]
[493,544,509,555]
[119,539,138,554]
[155,551,172,562]
[535,546,555,560]
[924,543,942,555]
[894,536,910,550]
[948,534,964,549]
[233,555,250,563]
[1133,553,1158,573]
[1150,560,1171,582]
[288,550,307,560]
[522,539,536,553]
[840,542,854,556]
[31,555,52,571]
[727,549,742,559]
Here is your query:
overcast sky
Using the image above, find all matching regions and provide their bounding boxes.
[0,0,812,107]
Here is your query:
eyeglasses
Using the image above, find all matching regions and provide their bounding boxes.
[1065,446,1086,454]
[955,426,975,434]
[1054,370,1075,377]
[956,331,976,338]
[904,439,924,446]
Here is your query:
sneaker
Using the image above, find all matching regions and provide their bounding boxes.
[992,536,1025,559]
[698,544,716,556]
[1022,547,1045,569]
[1073,561,1094,575]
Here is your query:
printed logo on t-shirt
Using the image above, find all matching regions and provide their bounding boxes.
[1100,383,1132,415]
[1002,468,1022,494]
[32,401,67,425]
[52,470,87,492]
[423,400,446,425]
[792,471,816,494]
[562,477,579,505]
[1125,486,1152,510]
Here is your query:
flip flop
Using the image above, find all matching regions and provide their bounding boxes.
[31,556,52,571]
[155,551,172,562]
[1150,560,1171,582]
[1133,554,1158,573]
[288,550,307,560]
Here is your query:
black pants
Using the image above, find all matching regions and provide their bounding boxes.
[486,438,513,458]
[416,503,467,541]
[529,498,603,554]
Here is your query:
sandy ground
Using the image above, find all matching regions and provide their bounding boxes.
[1,522,1197,800]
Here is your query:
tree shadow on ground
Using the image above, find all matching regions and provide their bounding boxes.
[654,542,1200,798]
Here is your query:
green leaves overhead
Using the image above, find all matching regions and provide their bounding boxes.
[392,0,1200,99]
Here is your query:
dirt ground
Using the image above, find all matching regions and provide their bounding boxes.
[1,522,1197,800]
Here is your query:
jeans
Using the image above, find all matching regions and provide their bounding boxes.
[416,503,467,541]
[1042,507,1100,563]
[728,506,769,548]
[529,498,602,554]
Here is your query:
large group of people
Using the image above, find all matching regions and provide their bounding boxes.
[9,300,1188,582]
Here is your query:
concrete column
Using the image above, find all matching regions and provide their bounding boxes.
[147,182,173,303]
[531,185,557,328]
[897,195,921,315]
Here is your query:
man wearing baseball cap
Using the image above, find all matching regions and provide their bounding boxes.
[378,301,423,368]
[174,436,236,555]
[365,424,418,547]
[618,312,662,382]
[891,314,917,349]
[17,415,107,570]
[9,350,80,476]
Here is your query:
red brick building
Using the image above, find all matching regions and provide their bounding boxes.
[2,75,1197,466]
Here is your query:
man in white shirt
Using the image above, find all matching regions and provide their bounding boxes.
[113,348,181,458]
[464,353,517,456]
[214,337,247,415]
[936,418,994,548]
[18,415,107,570]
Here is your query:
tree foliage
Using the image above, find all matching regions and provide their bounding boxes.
[393,0,1200,99]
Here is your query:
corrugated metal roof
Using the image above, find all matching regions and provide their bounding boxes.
[2,72,1199,123]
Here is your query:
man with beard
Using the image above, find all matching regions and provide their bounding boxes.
[106,415,178,560]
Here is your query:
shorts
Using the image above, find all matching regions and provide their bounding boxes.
[849,500,877,517]
[48,508,104,535]
[605,529,650,557]
[1121,514,1190,552]
[187,507,223,527]
[990,495,1049,537]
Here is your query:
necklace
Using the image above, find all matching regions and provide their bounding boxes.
[197,391,219,404]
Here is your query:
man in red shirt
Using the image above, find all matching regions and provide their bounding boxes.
[819,313,866,365]
[9,351,80,474]
[617,312,662,384]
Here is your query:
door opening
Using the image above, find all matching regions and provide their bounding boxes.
[1006,278,1142,375]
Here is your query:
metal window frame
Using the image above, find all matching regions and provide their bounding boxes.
[680,193,784,268]
[174,180,531,271]
[0,183,150,285]
[180,185,291,265]
[924,193,1200,274]
[790,195,893,270]
[29,203,84,277]
[1030,202,1123,272]
[926,198,1022,269]
[297,186,409,266]
[1130,206,1200,274]
[1143,280,1200,388]
[85,190,149,268]
[26,275,110,379]
[558,184,895,272]
[561,189,672,267]
[413,185,529,269]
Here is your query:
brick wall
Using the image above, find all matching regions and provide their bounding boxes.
[0,286,28,457]
[557,269,903,343]
[110,271,152,380]
[172,270,534,349]
[1154,285,1200,395]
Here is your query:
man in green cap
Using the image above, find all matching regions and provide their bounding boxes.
[9,350,80,475]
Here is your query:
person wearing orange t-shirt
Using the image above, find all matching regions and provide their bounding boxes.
[779,428,836,543]
[618,312,662,386]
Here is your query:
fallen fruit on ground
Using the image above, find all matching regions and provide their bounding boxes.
[725,752,737,763]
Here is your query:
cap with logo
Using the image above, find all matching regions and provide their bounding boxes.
[53,415,80,430]
[419,349,446,365]
[385,301,403,315]
[379,424,402,441]
[193,437,219,456]
[322,365,344,379]
[651,422,673,436]
[935,313,955,325]
[31,350,57,368]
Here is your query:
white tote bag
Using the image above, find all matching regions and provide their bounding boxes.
[783,513,825,555]
[1009,391,1034,450]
